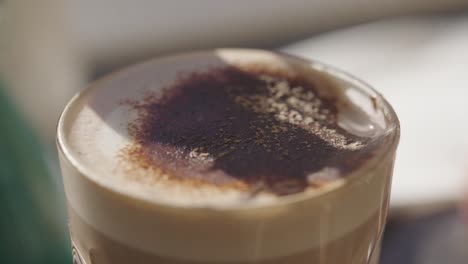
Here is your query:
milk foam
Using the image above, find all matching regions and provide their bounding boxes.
[65,49,387,208]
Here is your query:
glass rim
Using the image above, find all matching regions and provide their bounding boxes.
[57,48,400,212]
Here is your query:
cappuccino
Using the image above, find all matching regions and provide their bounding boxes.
[57,49,399,264]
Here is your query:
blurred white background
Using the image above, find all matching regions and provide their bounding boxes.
[283,15,468,211]
[2,0,468,212]
[69,0,468,70]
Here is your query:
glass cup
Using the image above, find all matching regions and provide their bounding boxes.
[57,49,400,264]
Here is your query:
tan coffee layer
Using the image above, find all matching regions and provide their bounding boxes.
[59,143,394,262]
[69,207,381,264]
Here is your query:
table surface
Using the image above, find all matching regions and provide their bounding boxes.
[381,208,468,264]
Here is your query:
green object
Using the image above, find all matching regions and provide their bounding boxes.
[0,80,71,263]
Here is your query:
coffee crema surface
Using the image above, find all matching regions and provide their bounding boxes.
[67,50,388,207]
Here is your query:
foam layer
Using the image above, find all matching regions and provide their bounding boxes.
[65,49,388,207]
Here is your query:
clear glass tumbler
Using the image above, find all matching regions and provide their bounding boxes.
[57,49,399,264]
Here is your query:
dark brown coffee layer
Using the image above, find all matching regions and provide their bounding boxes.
[122,66,379,195]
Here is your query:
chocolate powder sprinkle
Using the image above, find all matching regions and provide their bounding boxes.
[122,66,380,196]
